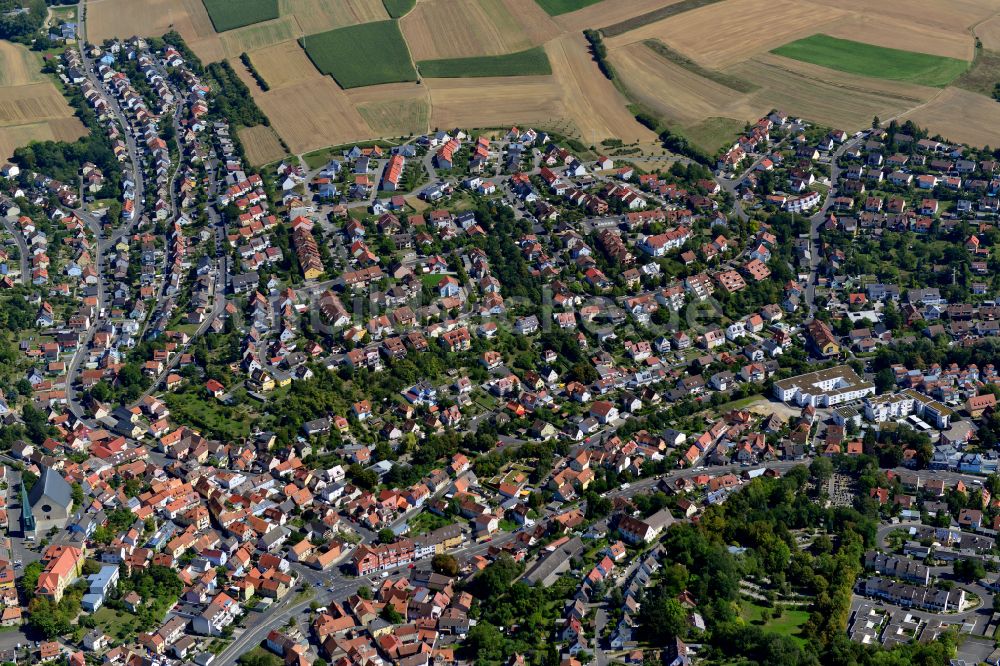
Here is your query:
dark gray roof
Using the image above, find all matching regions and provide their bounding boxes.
[29,466,73,509]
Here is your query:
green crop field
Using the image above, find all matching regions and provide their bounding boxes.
[202,0,279,32]
[418,47,551,78]
[772,34,969,87]
[301,21,417,89]
[534,0,601,16]
[382,0,416,19]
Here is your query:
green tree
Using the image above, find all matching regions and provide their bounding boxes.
[432,554,459,577]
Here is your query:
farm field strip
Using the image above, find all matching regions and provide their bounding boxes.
[301,20,417,89]
[544,32,657,143]
[553,0,682,33]
[603,0,848,69]
[238,125,288,166]
[903,87,1000,149]
[771,34,970,87]
[202,0,278,32]
[417,46,552,78]
[401,0,534,60]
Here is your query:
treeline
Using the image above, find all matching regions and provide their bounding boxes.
[13,87,123,191]
[583,29,614,81]
[204,60,271,128]
[638,467,958,664]
[633,110,714,166]
[239,52,270,91]
[476,200,541,303]
[161,31,203,74]
[0,0,45,41]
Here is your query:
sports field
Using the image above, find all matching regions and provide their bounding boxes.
[417,47,551,78]
[772,34,969,87]
[202,0,278,32]
[301,21,417,88]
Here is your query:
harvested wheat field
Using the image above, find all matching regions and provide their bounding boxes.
[357,98,430,137]
[0,41,45,87]
[609,41,756,125]
[247,40,316,88]
[0,116,85,161]
[546,33,657,143]
[976,16,1000,51]
[279,0,387,32]
[904,88,1000,148]
[499,0,561,46]
[218,15,300,58]
[402,0,535,60]
[821,14,973,61]
[345,81,430,138]
[0,82,83,125]
[606,0,847,69]
[801,0,998,33]
[252,76,372,153]
[426,75,568,132]
[555,0,679,33]
[87,0,226,62]
[728,54,937,131]
[239,125,288,165]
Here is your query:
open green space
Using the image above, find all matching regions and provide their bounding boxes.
[418,46,551,78]
[202,0,279,32]
[953,47,1000,98]
[300,21,417,89]
[382,0,416,18]
[683,116,746,154]
[534,0,601,16]
[93,607,136,641]
[162,388,253,441]
[771,34,969,87]
[740,600,810,645]
[408,512,452,535]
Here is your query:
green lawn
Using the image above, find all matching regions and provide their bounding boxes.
[301,21,417,89]
[94,607,137,641]
[418,47,551,78]
[741,600,810,644]
[382,0,416,18]
[202,0,278,32]
[408,512,452,535]
[771,34,969,87]
[163,388,253,441]
[534,0,601,16]
[420,273,445,287]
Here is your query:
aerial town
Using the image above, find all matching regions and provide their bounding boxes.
[0,1,999,666]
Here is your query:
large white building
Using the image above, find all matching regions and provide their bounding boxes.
[773,365,875,407]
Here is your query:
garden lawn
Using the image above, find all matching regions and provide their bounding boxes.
[202,0,278,32]
[163,389,252,441]
[301,21,417,88]
[418,46,551,78]
[741,600,810,644]
[771,34,968,87]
